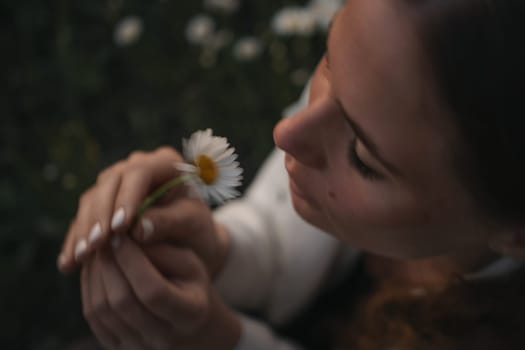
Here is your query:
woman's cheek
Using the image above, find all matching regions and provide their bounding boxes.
[325,179,420,233]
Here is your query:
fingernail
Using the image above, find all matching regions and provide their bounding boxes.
[74,239,88,261]
[111,235,121,249]
[88,222,103,245]
[141,218,154,240]
[111,207,126,230]
[57,254,68,269]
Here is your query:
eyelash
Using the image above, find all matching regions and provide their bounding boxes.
[349,139,380,180]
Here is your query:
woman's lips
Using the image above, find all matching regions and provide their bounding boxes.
[288,172,315,204]
[285,155,308,196]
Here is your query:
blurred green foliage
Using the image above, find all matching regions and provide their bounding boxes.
[2,0,326,348]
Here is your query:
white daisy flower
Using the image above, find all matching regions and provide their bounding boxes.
[185,14,216,45]
[308,0,343,30]
[204,0,241,14]
[114,16,143,47]
[175,129,243,204]
[232,36,263,61]
[271,7,317,36]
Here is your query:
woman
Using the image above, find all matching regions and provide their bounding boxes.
[58,0,525,349]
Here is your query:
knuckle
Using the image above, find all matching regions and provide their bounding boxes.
[176,290,210,334]
[178,209,204,233]
[128,150,147,163]
[92,300,110,318]
[156,146,183,160]
[139,286,167,308]
[108,291,133,312]
[178,248,198,265]
[78,190,93,207]
[189,292,210,326]
[127,165,148,180]
[97,161,124,183]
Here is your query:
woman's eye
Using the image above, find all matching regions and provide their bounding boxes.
[349,139,381,180]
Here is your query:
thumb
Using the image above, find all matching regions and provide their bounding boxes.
[131,199,212,243]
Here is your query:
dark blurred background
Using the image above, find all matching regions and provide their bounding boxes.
[1,0,338,348]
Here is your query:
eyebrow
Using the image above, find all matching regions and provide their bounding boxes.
[325,14,400,176]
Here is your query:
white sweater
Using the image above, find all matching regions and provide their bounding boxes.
[213,86,359,349]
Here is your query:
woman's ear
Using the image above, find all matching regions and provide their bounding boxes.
[488,231,525,259]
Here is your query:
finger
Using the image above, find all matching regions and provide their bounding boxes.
[110,149,185,236]
[57,219,80,274]
[84,174,122,251]
[98,249,173,349]
[131,198,210,243]
[111,236,209,332]
[59,147,184,272]
[91,251,145,350]
[81,260,120,349]
[58,161,125,272]
[63,191,99,266]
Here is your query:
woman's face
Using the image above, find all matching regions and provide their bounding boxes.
[274,0,491,259]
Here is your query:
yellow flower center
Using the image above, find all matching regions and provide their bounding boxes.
[196,155,218,185]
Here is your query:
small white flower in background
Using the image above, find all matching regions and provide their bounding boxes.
[176,129,243,204]
[114,16,143,47]
[185,14,216,45]
[232,36,263,61]
[271,7,317,36]
[204,0,241,14]
[308,0,344,30]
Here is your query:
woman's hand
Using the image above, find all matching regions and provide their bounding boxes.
[58,147,183,272]
[57,147,231,278]
[82,235,241,350]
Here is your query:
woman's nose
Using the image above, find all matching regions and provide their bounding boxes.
[273,100,330,169]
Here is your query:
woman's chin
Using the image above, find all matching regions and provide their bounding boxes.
[290,190,331,232]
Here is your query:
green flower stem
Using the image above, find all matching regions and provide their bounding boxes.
[134,174,195,223]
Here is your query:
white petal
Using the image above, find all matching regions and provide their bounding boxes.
[221,166,243,178]
[216,176,242,186]
[182,138,192,161]
[204,140,229,159]
[216,154,238,168]
[217,186,239,199]
[215,147,235,162]
[208,187,223,204]
[174,162,197,173]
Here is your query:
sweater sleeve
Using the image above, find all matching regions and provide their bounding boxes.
[234,314,305,350]
[213,149,348,325]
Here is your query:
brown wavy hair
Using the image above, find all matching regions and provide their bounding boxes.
[283,260,525,350]
[337,267,525,350]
